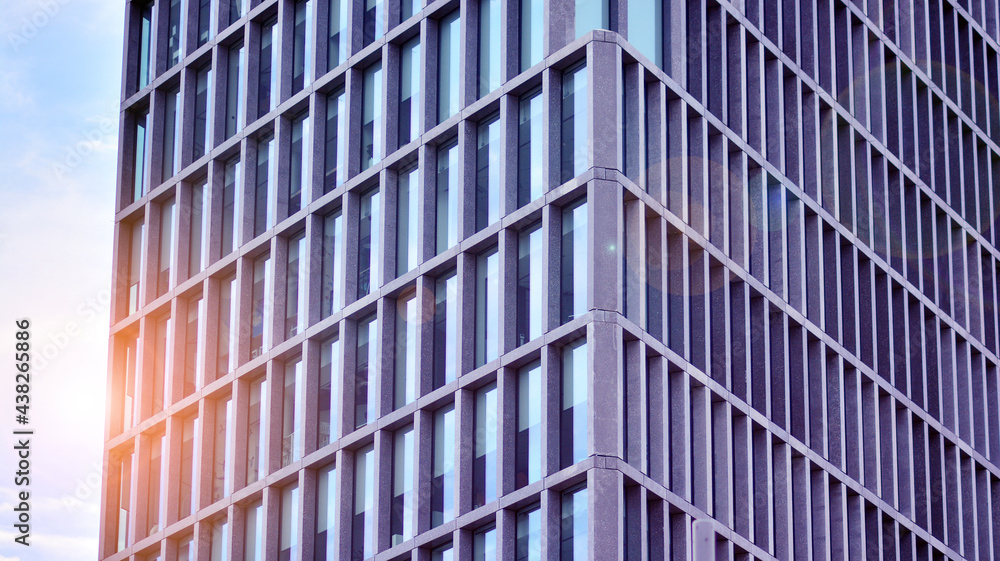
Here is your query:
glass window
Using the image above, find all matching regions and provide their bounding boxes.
[322,210,344,316]
[575,0,608,37]
[516,361,542,488]
[355,314,378,428]
[433,273,457,388]
[197,0,214,47]
[475,250,500,367]
[328,0,348,69]
[145,433,164,537]
[560,485,588,559]
[255,134,277,237]
[121,335,139,430]
[319,336,340,445]
[280,484,300,561]
[289,112,310,215]
[133,111,149,202]
[325,89,347,191]
[476,114,501,230]
[281,357,303,466]
[167,0,184,68]
[286,233,306,337]
[115,450,134,552]
[438,11,460,123]
[561,339,587,467]
[473,526,497,560]
[229,0,244,25]
[259,18,278,117]
[363,0,384,46]
[183,295,205,396]
[478,0,500,97]
[432,544,454,561]
[515,505,541,561]
[401,0,421,20]
[157,198,176,296]
[226,42,245,139]
[137,3,153,90]
[189,180,209,275]
[399,37,421,146]
[217,274,237,376]
[358,189,381,298]
[390,424,415,545]
[221,156,240,256]
[151,314,172,414]
[316,463,337,559]
[561,63,588,182]
[629,0,662,67]
[431,404,455,527]
[473,382,498,508]
[245,500,264,561]
[209,518,229,561]
[352,445,375,561]
[520,0,542,71]
[436,140,458,253]
[246,377,268,484]
[396,165,419,276]
[193,65,212,159]
[394,292,417,408]
[127,219,145,315]
[250,253,272,359]
[292,0,313,94]
[178,533,195,561]
[362,62,383,171]
[212,396,232,501]
[517,89,543,206]
[517,225,542,345]
[179,415,199,518]
[163,87,181,180]
[561,198,587,323]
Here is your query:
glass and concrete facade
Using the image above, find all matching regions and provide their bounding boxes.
[102,0,1000,560]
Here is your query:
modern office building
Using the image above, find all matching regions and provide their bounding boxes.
[101,0,1000,559]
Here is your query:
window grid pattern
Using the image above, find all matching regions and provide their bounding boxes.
[104,0,1000,560]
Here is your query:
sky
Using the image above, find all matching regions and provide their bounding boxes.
[0,0,125,559]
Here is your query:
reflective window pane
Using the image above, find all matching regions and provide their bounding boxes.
[473,383,498,508]
[431,404,455,527]
[438,11,460,123]
[145,433,164,537]
[328,0,348,69]
[390,424,415,545]
[163,88,181,179]
[292,0,313,94]
[250,254,273,359]
[211,396,232,501]
[289,112,310,214]
[399,37,421,146]
[355,315,378,428]
[246,377,268,484]
[127,220,144,315]
[281,358,303,467]
[137,3,153,90]
[575,0,608,37]
[394,292,417,408]
[396,165,419,276]
[478,0,500,97]
[197,0,214,46]
[157,198,175,296]
[363,0,384,45]
[358,189,381,298]
[244,501,263,561]
[221,157,240,256]
[217,275,237,375]
[518,89,543,206]
[319,336,340,445]
[209,518,229,561]
[151,314,172,414]
[316,463,337,560]
[473,526,497,561]
[401,0,421,21]
[280,484,299,561]
[560,63,588,182]
[561,339,588,468]
[133,112,149,202]
[183,295,205,396]
[561,198,588,323]
[189,180,209,275]
[362,62,383,170]
[352,445,375,561]
[520,0,542,71]
[225,42,245,139]
[433,273,457,388]
[193,66,212,159]
[324,89,347,191]
[475,250,500,367]
[476,115,501,231]
[629,0,662,67]
[179,415,199,518]
[436,141,458,253]
[322,210,344,316]
[517,225,543,345]
[259,19,278,117]
[286,233,306,337]
[516,361,542,488]
[515,506,541,561]
[560,486,588,559]
[167,0,184,67]
[254,134,277,236]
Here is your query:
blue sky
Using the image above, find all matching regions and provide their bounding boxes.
[0,1,125,559]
